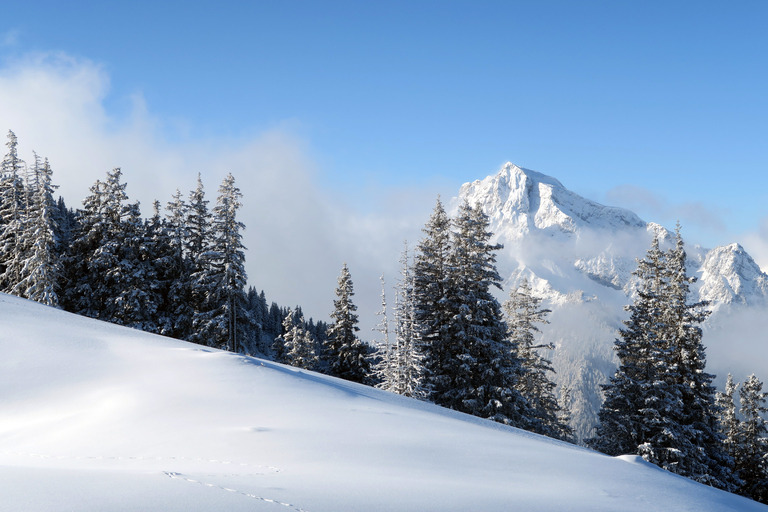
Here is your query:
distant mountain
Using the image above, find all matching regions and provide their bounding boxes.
[455,163,768,441]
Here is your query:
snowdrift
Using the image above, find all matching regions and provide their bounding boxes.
[0,293,763,511]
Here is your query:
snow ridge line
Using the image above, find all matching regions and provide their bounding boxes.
[0,451,281,473]
[163,471,309,512]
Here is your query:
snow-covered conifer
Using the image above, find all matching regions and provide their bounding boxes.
[736,374,768,503]
[191,174,249,351]
[325,263,370,383]
[0,130,27,292]
[413,197,452,393]
[589,227,735,490]
[504,279,571,440]
[439,201,518,420]
[12,155,60,306]
[281,310,319,371]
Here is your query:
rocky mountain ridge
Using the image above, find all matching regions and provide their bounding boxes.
[455,162,768,441]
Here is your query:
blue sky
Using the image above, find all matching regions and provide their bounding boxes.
[2,1,767,324]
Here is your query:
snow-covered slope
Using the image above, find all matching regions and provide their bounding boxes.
[455,163,768,441]
[1,293,764,511]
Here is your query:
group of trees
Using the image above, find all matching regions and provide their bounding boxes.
[717,374,768,502]
[587,226,768,502]
[3,129,766,501]
[328,199,573,441]
[0,130,321,355]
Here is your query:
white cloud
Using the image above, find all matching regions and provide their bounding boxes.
[0,51,436,332]
[740,217,768,272]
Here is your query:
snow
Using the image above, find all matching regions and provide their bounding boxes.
[0,293,764,511]
[454,162,768,441]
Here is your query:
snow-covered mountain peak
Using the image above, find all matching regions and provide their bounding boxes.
[698,243,768,306]
[458,163,646,241]
[455,163,768,443]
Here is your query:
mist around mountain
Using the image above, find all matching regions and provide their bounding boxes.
[2,292,765,511]
[457,163,768,441]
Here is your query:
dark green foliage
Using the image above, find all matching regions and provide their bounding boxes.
[325,263,370,383]
[589,227,735,490]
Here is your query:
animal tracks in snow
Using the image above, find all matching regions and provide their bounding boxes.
[163,472,309,512]
[2,450,303,509]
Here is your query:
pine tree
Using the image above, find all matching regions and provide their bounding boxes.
[63,168,130,319]
[374,249,428,399]
[325,263,370,383]
[504,279,571,440]
[163,190,195,339]
[589,235,669,456]
[0,130,27,292]
[107,200,160,331]
[185,174,213,344]
[589,228,735,490]
[736,374,768,503]
[716,374,741,469]
[391,245,428,399]
[12,154,60,306]
[372,275,395,388]
[438,201,522,421]
[280,310,320,371]
[413,197,452,394]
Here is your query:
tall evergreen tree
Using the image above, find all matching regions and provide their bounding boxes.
[191,174,249,351]
[504,279,571,440]
[0,130,26,292]
[185,174,213,344]
[374,250,428,399]
[372,275,395,388]
[413,197,452,391]
[13,155,60,306]
[280,309,320,371]
[736,374,768,503]
[391,245,428,399]
[589,228,734,490]
[163,190,195,339]
[63,168,130,319]
[438,202,523,421]
[325,263,370,383]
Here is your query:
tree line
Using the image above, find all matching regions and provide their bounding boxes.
[1,130,765,502]
[0,130,326,354]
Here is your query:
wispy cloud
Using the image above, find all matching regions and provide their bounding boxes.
[604,184,727,236]
[0,51,434,331]
[740,217,768,272]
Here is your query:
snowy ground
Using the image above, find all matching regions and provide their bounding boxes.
[0,293,764,511]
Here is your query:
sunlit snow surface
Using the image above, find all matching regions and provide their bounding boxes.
[0,293,763,511]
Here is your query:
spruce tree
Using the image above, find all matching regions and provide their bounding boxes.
[504,279,571,440]
[589,228,734,490]
[163,190,195,339]
[12,154,60,306]
[372,275,395,388]
[374,248,428,399]
[280,310,320,371]
[439,202,524,422]
[716,374,741,471]
[736,374,768,503]
[0,130,26,292]
[63,168,130,319]
[325,263,370,383]
[185,175,213,344]
[413,197,452,394]
[211,173,249,352]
